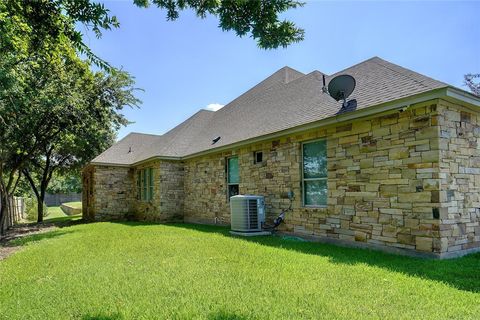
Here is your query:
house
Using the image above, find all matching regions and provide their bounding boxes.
[83,57,480,258]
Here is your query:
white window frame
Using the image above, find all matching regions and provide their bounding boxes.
[226,156,239,201]
[301,138,328,208]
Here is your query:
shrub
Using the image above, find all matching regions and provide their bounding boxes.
[25,197,49,221]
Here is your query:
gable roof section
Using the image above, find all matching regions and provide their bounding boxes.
[134,109,215,160]
[333,57,447,108]
[92,57,453,166]
[91,132,163,166]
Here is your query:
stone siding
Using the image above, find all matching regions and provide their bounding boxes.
[438,101,480,255]
[184,156,230,224]
[84,98,480,257]
[132,161,162,220]
[184,100,443,254]
[158,160,185,220]
[132,160,185,221]
[83,160,184,222]
[82,165,135,220]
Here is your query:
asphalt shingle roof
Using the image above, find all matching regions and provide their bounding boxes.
[92,57,448,165]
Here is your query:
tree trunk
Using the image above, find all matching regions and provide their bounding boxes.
[22,168,44,223]
[0,193,7,236]
[37,196,44,223]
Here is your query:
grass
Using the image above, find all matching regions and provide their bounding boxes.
[61,201,82,209]
[43,205,82,223]
[46,206,69,219]
[0,222,479,319]
[24,204,82,224]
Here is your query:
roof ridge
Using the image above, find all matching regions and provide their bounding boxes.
[369,57,440,90]
[133,135,167,162]
[213,66,306,116]
[331,56,380,76]
[93,57,456,165]
[159,109,215,156]
[162,109,213,136]
[128,132,162,137]
[281,69,324,87]
[181,69,328,155]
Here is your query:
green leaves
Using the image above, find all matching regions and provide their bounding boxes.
[465,73,479,96]
[137,0,305,49]
[0,1,140,215]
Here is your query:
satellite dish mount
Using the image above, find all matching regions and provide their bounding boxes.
[326,74,356,108]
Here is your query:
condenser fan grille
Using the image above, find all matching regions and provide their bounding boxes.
[248,199,258,229]
[230,195,265,232]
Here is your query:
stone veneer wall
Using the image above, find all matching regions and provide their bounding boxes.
[132,160,185,222]
[438,100,480,255]
[85,98,480,257]
[83,160,185,222]
[184,156,229,224]
[184,100,444,255]
[158,160,185,220]
[132,161,161,220]
[82,165,135,220]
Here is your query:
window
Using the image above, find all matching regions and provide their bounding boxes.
[137,168,154,201]
[143,168,148,200]
[227,157,239,200]
[148,168,154,200]
[137,170,141,199]
[254,151,263,164]
[302,140,327,206]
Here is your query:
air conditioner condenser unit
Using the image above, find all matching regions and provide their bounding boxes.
[230,195,271,236]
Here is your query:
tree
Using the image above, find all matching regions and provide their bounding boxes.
[465,74,480,96]
[0,1,135,230]
[0,0,303,232]
[46,172,82,195]
[22,69,139,222]
[134,0,305,49]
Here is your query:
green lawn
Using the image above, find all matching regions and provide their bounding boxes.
[0,222,479,319]
[61,201,82,209]
[43,205,82,223]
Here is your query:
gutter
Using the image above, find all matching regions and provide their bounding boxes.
[91,86,480,167]
[182,88,448,160]
[445,86,480,108]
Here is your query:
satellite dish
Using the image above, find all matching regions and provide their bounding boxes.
[327,74,356,107]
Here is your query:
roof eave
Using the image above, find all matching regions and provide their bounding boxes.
[88,161,132,168]
[89,155,183,168]
[181,88,451,160]
[89,87,480,166]
[445,86,480,108]
[131,155,182,166]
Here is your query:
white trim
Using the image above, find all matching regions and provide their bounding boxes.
[445,87,480,107]
[89,162,131,168]
[226,156,239,201]
[181,88,448,160]
[89,87,480,168]
[301,138,328,208]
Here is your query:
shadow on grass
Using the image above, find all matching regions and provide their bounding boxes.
[44,214,82,224]
[7,229,75,247]
[117,221,480,293]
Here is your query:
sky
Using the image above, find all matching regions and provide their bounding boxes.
[82,1,480,140]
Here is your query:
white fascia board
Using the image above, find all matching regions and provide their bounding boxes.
[445,87,480,108]
[181,88,448,160]
[92,87,480,166]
